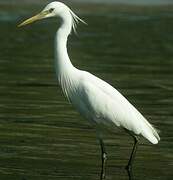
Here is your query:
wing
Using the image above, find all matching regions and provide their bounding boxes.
[79,71,160,144]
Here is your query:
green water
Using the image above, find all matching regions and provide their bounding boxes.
[0,3,173,180]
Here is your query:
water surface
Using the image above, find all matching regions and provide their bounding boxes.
[0,3,173,180]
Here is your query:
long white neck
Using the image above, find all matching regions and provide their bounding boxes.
[54,10,76,82]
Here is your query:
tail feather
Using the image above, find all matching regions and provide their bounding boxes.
[141,119,160,144]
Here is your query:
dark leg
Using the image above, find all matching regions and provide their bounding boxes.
[99,138,107,180]
[125,135,139,180]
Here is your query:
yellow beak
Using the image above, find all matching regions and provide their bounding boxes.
[18,11,50,27]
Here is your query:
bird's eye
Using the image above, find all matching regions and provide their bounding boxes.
[49,8,54,13]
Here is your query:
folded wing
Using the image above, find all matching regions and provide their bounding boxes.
[79,71,160,144]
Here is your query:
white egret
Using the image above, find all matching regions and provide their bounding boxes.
[18,1,160,179]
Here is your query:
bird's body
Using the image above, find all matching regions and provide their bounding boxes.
[18,2,160,179]
[53,3,159,144]
[59,65,159,144]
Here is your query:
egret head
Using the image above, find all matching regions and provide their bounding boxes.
[18,1,85,32]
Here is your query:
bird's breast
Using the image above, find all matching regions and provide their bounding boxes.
[59,73,93,121]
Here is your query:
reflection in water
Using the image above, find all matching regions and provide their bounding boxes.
[0,2,173,180]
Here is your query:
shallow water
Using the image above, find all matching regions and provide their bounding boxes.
[0,2,173,180]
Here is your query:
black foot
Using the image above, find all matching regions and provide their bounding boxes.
[125,164,132,171]
[100,174,105,180]
[125,165,133,180]
[100,152,107,180]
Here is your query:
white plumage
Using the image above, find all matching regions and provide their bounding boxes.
[18,1,160,179]
[49,2,160,144]
[60,68,160,144]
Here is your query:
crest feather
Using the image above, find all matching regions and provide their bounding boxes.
[69,9,87,34]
